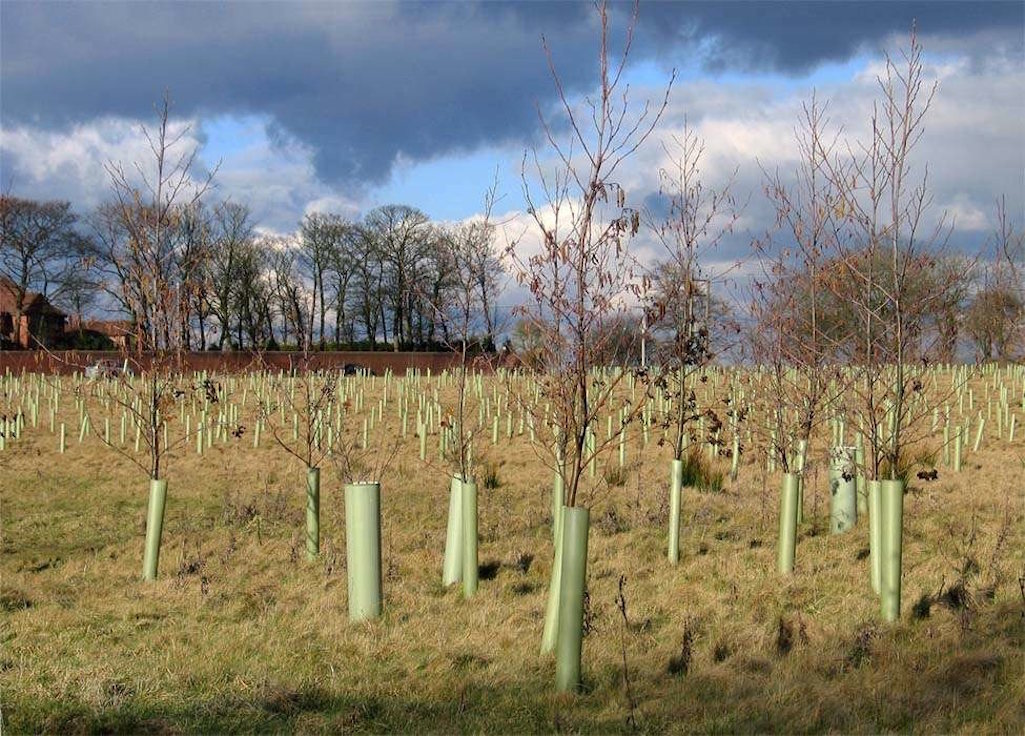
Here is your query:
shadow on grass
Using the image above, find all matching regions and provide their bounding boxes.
[6,680,598,735]
[7,601,1022,736]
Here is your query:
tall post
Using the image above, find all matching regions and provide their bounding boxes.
[640,311,647,369]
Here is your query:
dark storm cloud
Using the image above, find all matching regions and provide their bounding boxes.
[635,1,1024,73]
[1,1,1019,185]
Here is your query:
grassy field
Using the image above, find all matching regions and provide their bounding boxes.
[1,369,1023,733]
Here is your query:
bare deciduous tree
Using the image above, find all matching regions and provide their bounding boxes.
[268,239,309,350]
[511,0,673,509]
[0,195,80,346]
[102,91,218,352]
[299,212,350,350]
[363,204,433,350]
[206,201,256,349]
[645,123,742,464]
[826,28,961,480]
[751,93,845,473]
[445,187,506,351]
[967,197,1025,361]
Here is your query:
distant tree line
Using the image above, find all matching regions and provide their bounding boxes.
[2,96,1022,362]
[3,195,505,353]
[1,101,504,354]
[4,191,1021,362]
[85,200,504,353]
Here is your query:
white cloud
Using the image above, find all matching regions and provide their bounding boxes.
[1,116,204,207]
[0,114,366,235]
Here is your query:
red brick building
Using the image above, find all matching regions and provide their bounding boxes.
[66,317,137,351]
[0,277,67,349]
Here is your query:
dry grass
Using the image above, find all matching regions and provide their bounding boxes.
[1,370,1023,733]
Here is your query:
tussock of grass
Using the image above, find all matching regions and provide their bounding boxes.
[603,465,628,488]
[679,449,724,493]
[480,461,502,490]
[596,505,630,536]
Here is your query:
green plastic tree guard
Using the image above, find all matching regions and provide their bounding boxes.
[829,446,857,534]
[668,459,683,564]
[795,438,808,524]
[461,477,478,598]
[777,472,799,574]
[306,466,320,560]
[142,479,168,581]
[345,482,382,622]
[552,471,564,542]
[953,427,963,471]
[540,512,565,654]
[730,433,740,481]
[868,480,882,595]
[442,474,463,586]
[880,479,904,622]
[555,505,590,694]
[855,438,867,516]
[943,422,951,465]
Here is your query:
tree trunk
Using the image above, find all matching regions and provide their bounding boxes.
[318,271,326,351]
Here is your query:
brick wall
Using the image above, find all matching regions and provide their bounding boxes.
[0,350,476,375]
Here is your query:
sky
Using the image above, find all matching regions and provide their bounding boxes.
[2,0,1023,312]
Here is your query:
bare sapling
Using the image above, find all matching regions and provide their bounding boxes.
[70,91,220,580]
[750,93,848,571]
[421,179,506,596]
[825,28,969,619]
[643,122,742,563]
[255,343,398,621]
[507,0,673,692]
[256,353,339,562]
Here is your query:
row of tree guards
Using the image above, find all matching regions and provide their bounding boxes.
[776,447,905,622]
[2,362,1024,691]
